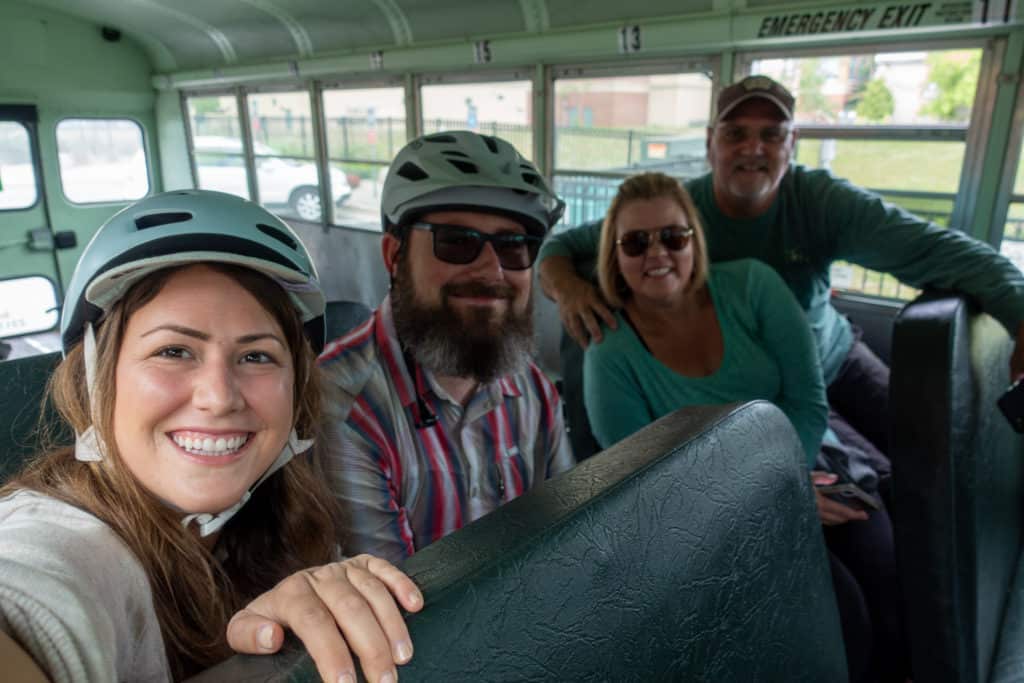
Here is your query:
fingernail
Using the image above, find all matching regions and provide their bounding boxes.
[407,589,422,607]
[380,671,396,683]
[337,673,355,683]
[258,624,275,650]
[395,639,413,663]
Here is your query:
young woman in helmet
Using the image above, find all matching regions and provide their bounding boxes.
[0,190,420,683]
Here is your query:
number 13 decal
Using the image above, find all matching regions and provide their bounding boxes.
[618,25,641,53]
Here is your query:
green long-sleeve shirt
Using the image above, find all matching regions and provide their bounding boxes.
[542,164,1024,384]
[584,259,827,466]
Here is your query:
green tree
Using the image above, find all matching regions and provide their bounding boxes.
[798,59,831,121]
[844,55,876,114]
[921,51,981,122]
[856,79,894,123]
[191,98,223,115]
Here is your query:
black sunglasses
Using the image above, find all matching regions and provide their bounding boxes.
[410,222,542,271]
[615,225,694,258]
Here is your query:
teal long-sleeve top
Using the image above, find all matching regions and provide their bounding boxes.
[542,164,1024,385]
[583,259,828,467]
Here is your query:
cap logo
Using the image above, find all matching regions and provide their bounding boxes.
[743,76,776,92]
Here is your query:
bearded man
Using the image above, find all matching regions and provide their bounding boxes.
[320,131,574,562]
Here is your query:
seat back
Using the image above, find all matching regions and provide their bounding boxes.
[189,401,846,682]
[0,352,63,482]
[831,293,901,365]
[890,291,1024,683]
[324,300,373,343]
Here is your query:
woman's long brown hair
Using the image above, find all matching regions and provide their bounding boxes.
[1,264,341,680]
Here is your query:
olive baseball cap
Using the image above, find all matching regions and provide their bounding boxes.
[715,75,795,123]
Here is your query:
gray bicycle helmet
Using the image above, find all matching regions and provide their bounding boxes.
[381,130,565,237]
[61,189,326,354]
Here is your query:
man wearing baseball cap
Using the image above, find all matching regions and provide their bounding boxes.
[539,73,1024,461]
[536,73,1024,680]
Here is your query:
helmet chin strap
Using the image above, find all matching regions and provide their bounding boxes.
[181,429,314,537]
[73,322,315,538]
[74,323,104,462]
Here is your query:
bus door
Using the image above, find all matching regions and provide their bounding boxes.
[0,104,69,357]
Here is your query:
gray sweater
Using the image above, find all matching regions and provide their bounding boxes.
[0,491,169,682]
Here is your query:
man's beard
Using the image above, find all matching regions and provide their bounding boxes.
[391,254,535,384]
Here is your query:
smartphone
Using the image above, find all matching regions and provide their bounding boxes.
[999,379,1024,433]
[815,482,881,512]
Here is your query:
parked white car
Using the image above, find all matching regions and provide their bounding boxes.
[193,135,351,222]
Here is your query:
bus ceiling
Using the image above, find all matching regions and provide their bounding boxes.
[5,0,1020,87]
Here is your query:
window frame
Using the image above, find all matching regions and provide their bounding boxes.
[54,116,150,206]
[0,118,41,213]
[417,68,539,160]
[181,88,250,199]
[545,59,718,231]
[318,78,410,230]
[736,38,996,237]
[547,57,719,179]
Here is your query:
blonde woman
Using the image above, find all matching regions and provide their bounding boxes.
[584,171,828,462]
[0,191,420,683]
[582,172,906,683]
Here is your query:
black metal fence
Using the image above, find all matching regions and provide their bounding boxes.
[188,114,1024,296]
[191,114,701,170]
[554,173,1024,300]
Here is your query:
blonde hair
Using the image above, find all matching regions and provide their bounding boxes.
[2,264,341,679]
[596,172,710,309]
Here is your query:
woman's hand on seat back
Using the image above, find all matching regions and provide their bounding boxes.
[227,554,423,683]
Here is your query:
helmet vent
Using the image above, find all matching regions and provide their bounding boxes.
[447,159,478,174]
[521,172,542,188]
[481,136,499,153]
[442,150,470,158]
[397,161,429,181]
[257,223,298,250]
[135,212,192,230]
[423,133,457,143]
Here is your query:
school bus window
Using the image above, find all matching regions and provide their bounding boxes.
[421,80,533,159]
[0,122,37,211]
[323,86,407,231]
[247,91,339,224]
[1000,143,1024,273]
[56,119,148,205]
[187,94,250,201]
[750,48,982,300]
[551,72,713,231]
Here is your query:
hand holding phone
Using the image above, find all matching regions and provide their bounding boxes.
[815,482,881,512]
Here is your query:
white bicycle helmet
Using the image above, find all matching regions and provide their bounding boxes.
[381,130,564,237]
[61,189,326,354]
[61,189,325,537]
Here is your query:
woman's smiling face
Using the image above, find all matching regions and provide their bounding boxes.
[615,195,695,307]
[112,265,295,514]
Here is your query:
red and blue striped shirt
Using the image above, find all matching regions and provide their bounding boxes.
[319,296,575,563]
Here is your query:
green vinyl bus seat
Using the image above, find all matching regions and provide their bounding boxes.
[0,352,63,483]
[890,291,1024,683]
[189,400,846,682]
